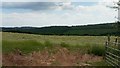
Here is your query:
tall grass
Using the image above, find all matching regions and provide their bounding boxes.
[60,42,105,56]
[2,32,108,56]
[44,40,53,48]
[2,40,45,54]
[3,39,105,56]
[2,32,109,46]
[60,42,70,48]
[89,44,105,56]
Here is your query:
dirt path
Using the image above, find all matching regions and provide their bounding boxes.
[2,47,103,66]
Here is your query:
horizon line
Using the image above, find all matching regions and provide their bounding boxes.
[1,22,116,28]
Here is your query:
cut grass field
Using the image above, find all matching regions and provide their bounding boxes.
[2,32,116,66]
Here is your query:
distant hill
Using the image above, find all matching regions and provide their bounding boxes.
[1,23,119,36]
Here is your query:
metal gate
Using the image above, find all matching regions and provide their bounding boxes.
[105,36,120,67]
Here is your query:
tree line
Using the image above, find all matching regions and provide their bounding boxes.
[1,23,119,36]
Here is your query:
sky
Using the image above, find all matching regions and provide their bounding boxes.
[0,0,119,27]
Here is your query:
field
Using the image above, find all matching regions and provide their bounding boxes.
[2,32,116,66]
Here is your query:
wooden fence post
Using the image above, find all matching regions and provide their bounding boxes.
[105,41,107,60]
[108,35,110,46]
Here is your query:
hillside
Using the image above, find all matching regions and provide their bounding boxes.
[1,23,118,36]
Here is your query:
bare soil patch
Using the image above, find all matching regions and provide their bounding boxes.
[2,47,103,66]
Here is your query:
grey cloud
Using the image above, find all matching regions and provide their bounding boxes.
[2,2,89,12]
[2,2,57,10]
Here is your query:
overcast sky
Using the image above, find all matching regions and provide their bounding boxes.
[0,0,119,27]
